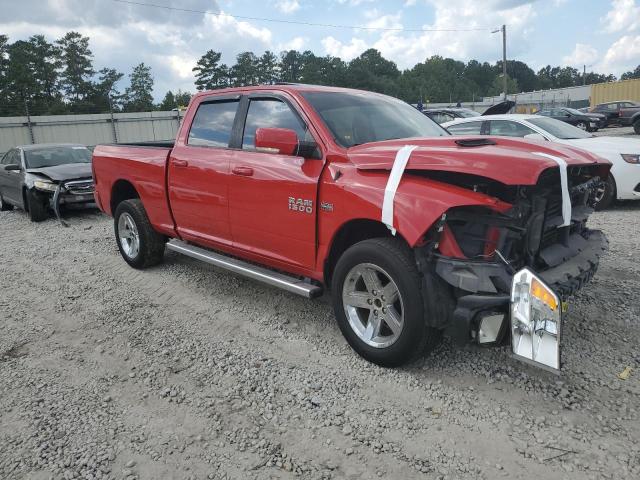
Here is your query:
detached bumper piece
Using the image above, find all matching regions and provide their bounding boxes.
[52,179,95,227]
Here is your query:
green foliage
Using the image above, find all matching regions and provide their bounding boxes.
[621,65,640,81]
[123,63,154,112]
[193,50,227,90]
[0,30,633,117]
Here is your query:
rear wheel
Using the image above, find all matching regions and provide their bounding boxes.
[0,192,14,211]
[26,190,49,222]
[332,238,442,367]
[594,174,616,210]
[114,199,165,269]
[634,119,640,135]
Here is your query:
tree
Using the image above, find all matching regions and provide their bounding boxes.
[231,52,259,86]
[193,50,227,90]
[487,74,519,97]
[89,67,124,112]
[280,50,304,82]
[56,31,94,102]
[123,63,154,112]
[346,49,400,96]
[159,89,191,110]
[621,65,640,80]
[257,50,279,84]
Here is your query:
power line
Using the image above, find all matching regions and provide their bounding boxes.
[112,0,494,33]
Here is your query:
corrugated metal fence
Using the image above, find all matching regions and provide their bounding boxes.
[0,110,182,156]
[592,78,640,105]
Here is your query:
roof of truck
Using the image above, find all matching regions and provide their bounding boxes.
[197,83,376,97]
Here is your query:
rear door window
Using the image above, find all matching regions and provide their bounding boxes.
[188,100,240,148]
[446,121,484,135]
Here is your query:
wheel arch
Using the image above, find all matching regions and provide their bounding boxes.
[323,218,411,287]
[110,179,140,215]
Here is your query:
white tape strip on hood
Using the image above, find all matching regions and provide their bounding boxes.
[533,152,571,227]
[382,145,418,235]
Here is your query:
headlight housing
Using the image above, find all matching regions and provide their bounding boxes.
[33,180,58,192]
[510,268,561,371]
[621,154,640,164]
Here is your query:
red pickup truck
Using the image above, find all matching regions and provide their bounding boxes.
[92,84,609,372]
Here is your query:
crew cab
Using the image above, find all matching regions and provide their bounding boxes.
[92,84,610,372]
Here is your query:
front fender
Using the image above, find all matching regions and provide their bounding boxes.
[316,165,511,272]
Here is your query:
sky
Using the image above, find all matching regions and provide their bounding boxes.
[0,0,639,100]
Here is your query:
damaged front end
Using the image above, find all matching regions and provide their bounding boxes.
[416,165,609,372]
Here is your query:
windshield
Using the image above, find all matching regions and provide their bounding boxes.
[24,146,91,169]
[301,91,448,147]
[527,117,593,140]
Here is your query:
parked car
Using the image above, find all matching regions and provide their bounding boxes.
[92,84,610,372]
[443,114,640,209]
[423,107,480,124]
[423,100,515,125]
[618,102,640,133]
[535,107,605,132]
[0,144,95,222]
[591,100,640,127]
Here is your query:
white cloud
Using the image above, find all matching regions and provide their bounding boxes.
[278,36,307,51]
[322,36,368,60]
[275,0,301,14]
[597,34,640,75]
[601,0,640,33]
[322,0,537,68]
[562,43,599,68]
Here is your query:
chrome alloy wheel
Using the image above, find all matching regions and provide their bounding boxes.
[118,212,140,259]
[342,263,405,348]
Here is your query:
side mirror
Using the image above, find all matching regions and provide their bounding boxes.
[524,133,547,142]
[255,127,320,158]
[255,127,299,156]
[4,164,20,171]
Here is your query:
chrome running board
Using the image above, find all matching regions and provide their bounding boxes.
[166,239,323,298]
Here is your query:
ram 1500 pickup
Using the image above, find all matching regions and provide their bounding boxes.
[92,84,610,372]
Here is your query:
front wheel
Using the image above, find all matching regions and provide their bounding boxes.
[331,238,441,367]
[594,174,616,210]
[0,192,14,211]
[576,121,587,131]
[114,199,165,269]
[26,190,49,222]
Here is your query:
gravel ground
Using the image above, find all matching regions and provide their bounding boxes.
[1,203,639,480]
[592,126,637,137]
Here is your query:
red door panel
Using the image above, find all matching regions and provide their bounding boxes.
[228,150,324,268]
[168,144,232,247]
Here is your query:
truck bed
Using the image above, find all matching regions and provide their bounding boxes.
[92,143,176,236]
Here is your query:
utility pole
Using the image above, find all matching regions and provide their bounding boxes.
[492,24,508,100]
[502,24,507,100]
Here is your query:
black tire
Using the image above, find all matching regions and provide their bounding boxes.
[595,174,616,210]
[634,119,640,135]
[0,192,14,211]
[331,237,442,367]
[576,121,588,131]
[114,199,165,269]
[26,189,49,222]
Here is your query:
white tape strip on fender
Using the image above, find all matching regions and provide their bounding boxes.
[533,152,571,227]
[382,145,418,235]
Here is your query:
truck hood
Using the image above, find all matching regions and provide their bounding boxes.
[348,136,610,185]
[26,163,93,182]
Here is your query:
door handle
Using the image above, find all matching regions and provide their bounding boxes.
[172,159,188,167]
[232,166,254,177]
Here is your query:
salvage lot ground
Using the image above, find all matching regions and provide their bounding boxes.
[1,202,639,479]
